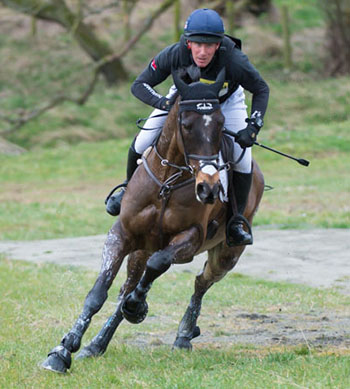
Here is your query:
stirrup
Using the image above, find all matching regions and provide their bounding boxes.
[105,182,127,216]
[226,214,253,247]
[105,182,127,205]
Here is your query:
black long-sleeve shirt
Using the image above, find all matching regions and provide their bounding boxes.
[131,35,269,118]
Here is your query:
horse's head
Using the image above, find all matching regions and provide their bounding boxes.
[172,68,226,205]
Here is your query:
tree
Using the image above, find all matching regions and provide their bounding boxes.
[0,0,178,139]
[320,0,350,75]
[1,0,128,84]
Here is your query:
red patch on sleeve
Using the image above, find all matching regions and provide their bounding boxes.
[151,59,157,71]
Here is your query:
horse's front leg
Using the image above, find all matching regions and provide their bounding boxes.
[76,250,149,359]
[121,226,202,324]
[42,221,130,373]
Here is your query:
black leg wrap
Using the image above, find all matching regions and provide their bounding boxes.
[121,250,172,324]
[75,341,105,360]
[42,345,72,373]
[76,310,124,359]
[61,317,91,353]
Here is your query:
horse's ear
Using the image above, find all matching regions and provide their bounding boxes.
[210,68,226,96]
[172,70,188,97]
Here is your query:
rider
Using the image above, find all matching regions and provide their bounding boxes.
[106,8,269,247]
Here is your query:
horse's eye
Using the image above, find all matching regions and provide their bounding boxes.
[182,123,191,131]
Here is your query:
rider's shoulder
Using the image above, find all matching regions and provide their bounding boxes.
[221,35,242,51]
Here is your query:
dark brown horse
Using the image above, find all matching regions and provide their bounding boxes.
[42,70,264,373]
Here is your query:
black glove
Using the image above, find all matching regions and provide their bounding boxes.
[235,116,263,148]
[156,96,173,112]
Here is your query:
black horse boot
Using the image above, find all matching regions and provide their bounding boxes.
[106,145,141,216]
[226,171,253,247]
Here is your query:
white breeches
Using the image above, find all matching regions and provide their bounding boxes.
[134,85,252,173]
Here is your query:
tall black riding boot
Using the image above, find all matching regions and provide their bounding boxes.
[106,145,141,216]
[226,171,253,247]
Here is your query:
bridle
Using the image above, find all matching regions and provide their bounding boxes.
[151,98,230,184]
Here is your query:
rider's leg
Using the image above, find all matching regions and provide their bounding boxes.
[106,141,141,216]
[226,167,253,246]
[220,87,253,246]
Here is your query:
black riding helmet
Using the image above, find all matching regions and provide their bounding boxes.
[184,9,225,43]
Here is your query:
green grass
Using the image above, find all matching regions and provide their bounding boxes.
[1,76,349,240]
[1,258,350,388]
[0,4,349,239]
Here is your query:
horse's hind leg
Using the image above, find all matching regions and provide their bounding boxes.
[173,244,244,350]
[42,222,129,373]
[76,250,149,359]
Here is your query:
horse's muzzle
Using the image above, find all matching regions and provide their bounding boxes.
[196,181,220,204]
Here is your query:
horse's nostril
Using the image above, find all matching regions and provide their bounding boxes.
[197,183,206,196]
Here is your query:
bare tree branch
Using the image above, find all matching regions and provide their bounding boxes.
[1,0,128,84]
[82,1,120,17]
[0,70,99,136]
[94,0,177,70]
[0,0,177,136]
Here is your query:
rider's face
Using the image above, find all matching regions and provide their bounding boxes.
[188,41,220,68]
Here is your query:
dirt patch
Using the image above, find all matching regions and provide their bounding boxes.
[124,310,350,350]
[1,228,350,349]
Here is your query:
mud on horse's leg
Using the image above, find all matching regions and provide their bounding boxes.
[173,244,243,350]
[76,250,149,359]
[42,222,129,373]
[122,226,202,325]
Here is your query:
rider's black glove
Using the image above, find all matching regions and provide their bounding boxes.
[235,114,264,148]
[156,97,173,112]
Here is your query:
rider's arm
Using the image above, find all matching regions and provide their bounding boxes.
[131,44,178,110]
[230,49,270,119]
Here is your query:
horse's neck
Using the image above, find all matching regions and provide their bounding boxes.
[154,104,186,174]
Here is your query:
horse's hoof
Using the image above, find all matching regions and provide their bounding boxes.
[121,295,148,324]
[75,343,104,360]
[173,337,193,350]
[41,346,71,373]
[172,326,201,350]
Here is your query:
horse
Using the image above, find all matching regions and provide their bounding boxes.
[42,69,265,373]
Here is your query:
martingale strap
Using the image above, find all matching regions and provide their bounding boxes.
[142,155,195,199]
[142,153,195,247]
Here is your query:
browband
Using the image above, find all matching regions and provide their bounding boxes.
[179,99,220,114]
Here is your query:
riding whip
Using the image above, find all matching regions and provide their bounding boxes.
[224,129,310,167]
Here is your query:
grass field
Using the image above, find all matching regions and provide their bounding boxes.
[1,0,349,239]
[1,258,350,388]
[1,74,349,240]
[1,3,350,387]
